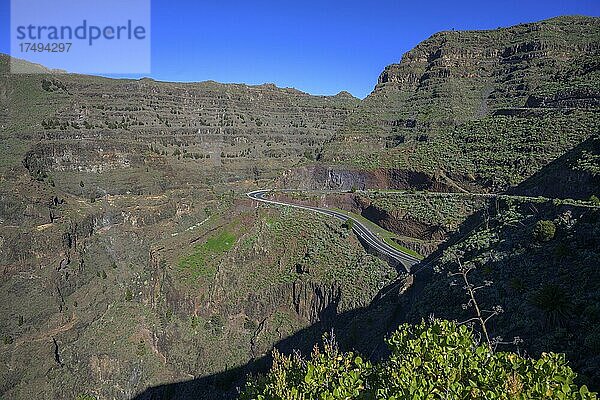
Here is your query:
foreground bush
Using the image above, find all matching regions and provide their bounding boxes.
[240,320,595,399]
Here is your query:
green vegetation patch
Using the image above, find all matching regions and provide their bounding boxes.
[178,230,237,280]
[362,191,488,231]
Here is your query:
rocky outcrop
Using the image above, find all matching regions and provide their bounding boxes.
[244,280,341,325]
[279,164,457,191]
[23,140,146,174]
[525,88,600,109]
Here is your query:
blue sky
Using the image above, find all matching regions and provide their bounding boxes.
[1,0,599,98]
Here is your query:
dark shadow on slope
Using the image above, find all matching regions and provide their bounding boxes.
[131,273,418,400]
[508,134,600,200]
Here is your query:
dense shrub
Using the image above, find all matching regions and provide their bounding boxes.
[240,320,595,399]
[533,220,556,242]
[342,218,354,230]
[241,332,372,400]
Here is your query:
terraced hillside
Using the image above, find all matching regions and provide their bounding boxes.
[1,54,358,196]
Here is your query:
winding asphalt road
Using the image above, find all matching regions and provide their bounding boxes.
[246,190,420,272]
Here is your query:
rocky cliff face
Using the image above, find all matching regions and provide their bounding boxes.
[279,164,459,191]
[3,16,599,196]
[0,181,395,399]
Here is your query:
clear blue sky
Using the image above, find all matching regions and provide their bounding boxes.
[1,0,598,98]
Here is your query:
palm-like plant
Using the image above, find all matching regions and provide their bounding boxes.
[532,284,574,329]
